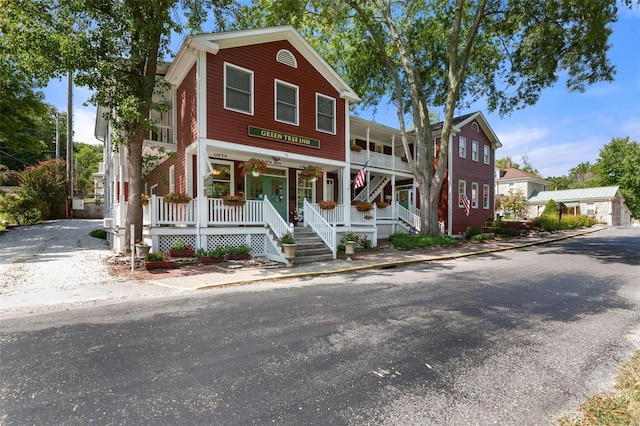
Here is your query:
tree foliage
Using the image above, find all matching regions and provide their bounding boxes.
[237,0,626,234]
[1,0,236,249]
[502,188,528,218]
[73,142,103,198]
[595,137,640,217]
[19,159,69,220]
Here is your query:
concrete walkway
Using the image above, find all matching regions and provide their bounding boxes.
[147,226,605,290]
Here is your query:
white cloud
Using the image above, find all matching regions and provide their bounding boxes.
[72,107,101,145]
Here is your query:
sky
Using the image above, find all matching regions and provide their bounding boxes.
[42,6,640,179]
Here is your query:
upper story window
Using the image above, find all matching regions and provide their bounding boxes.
[458,136,467,158]
[275,80,298,125]
[483,145,490,164]
[316,93,335,134]
[471,122,479,132]
[471,141,479,162]
[225,63,253,115]
[483,184,490,209]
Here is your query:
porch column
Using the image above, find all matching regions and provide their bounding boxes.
[342,165,351,226]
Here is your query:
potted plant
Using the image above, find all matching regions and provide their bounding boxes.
[340,232,358,261]
[224,244,252,260]
[164,192,192,204]
[376,201,389,209]
[135,239,150,257]
[141,194,150,206]
[167,240,195,258]
[239,158,268,177]
[222,194,246,206]
[143,252,176,271]
[300,165,323,182]
[350,143,362,152]
[195,247,226,264]
[281,232,296,267]
[291,207,304,224]
[318,200,338,210]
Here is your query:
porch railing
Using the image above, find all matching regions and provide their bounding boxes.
[153,196,197,226]
[310,203,346,225]
[208,198,263,225]
[304,199,337,259]
[351,150,411,173]
[263,196,291,239]
[351,203,377,226]
[397,203,420,231]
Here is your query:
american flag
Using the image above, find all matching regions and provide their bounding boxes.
[461,194,471,216]
[354,161,368,190]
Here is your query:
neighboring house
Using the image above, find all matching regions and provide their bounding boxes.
[527,186,632,226]
[96,26,501,262]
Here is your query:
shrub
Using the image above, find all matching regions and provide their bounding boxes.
[144,252,165,262]
[465,226,481,239]
[281,232,295,244]
[494,227,521,238]
[90,229,107,239]
[19,159,68,220]
[542,199,558,216]
[389,232,459,250]
[471,233,495,242]
[169,240,193,250]
[0,191,41,225]
[224,244,251,255]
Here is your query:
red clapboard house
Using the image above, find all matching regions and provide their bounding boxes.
[96,26,502,263]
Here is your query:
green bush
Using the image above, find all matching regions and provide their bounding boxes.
[493,227,521,237]
[224,244,251,255]
[542,199,558,216]
[19,159,68,220]
[465,227,481,239]
[144,252,165,261]
[0,191,41,225]
[471,233,495,242]
[533,214,593,232]
[195,247,226,258]
[389,232,459,250]
[89,229,107,239]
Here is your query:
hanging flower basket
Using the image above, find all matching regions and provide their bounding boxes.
[222,194,246,206]
[376,201,389,209]
[141,194,150,206]
[318,200,338,210]
[164,192,192,204]
[355,201,373,212]
[300,165,323,182]
[350,144,362,152]
[239,158,267,177]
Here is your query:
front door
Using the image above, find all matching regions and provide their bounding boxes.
[247,173,288,222]
[398,189,410,209]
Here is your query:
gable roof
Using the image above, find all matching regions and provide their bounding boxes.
[431,111,502,149]
[165,26,360,103]
[497,167,549,185]
[527,186,621,204]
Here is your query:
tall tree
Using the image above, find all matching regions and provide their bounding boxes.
[595,137,640,217]
[1,0,235,250]
[238,0,629,234]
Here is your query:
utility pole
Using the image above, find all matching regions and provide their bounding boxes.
[55,112,60,159]
[66,71,73,218]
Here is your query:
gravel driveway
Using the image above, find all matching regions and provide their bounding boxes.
[0,219,181,319]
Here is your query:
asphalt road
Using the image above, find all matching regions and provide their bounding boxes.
[1,227,639,425]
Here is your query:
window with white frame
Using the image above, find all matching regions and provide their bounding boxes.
[296,171,315,207]
[483,184,490,209]
[458,180,467,207]
[471,141,479,162]
[169,165,175,193]
[471,182,479,208]
[275,80,298,125]
[316,93,335,133]
[459,136,466,158]
[204,160,233,197]
[483,145,490,164]
[587,203,595,216]
[471,122,479,132]
[150,184,158,196]
[224,63,253,114]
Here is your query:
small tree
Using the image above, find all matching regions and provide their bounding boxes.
[502,189,528,219]
[19,159,68,220]
[542,199,558,216]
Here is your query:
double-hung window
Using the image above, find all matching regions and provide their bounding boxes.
[471,182,479,208]
[459,137,467,158]
[483,184,490,209]
[316,94,335,133]
[458,180,467,207]
[276,80,298,125]
[224,63,253,114]
[471,141,479,162]
[483,145,490,164]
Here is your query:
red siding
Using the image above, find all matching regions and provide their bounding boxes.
[206,41,346,162]
[449,120,495,234]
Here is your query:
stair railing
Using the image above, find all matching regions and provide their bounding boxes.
[303,199,337,259]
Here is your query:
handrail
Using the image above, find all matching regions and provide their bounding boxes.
[303,199,337,259]
[397,203,420,231]
[263,195,291,239]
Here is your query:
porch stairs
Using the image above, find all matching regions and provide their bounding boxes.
[292,227,334,264]
[353,175,390,202]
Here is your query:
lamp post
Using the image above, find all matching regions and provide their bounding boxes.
[556,202,564,229]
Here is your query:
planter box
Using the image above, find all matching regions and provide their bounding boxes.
[144,260,176,271]
[226,253,251,260]
[168,249,195,258]
[198,256,225,264]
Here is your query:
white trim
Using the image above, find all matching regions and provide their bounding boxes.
[316,92,336,134]
[197,50,207,140]
[274,79,299,126]
[169,165,175,193]
[224,62,254,115]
